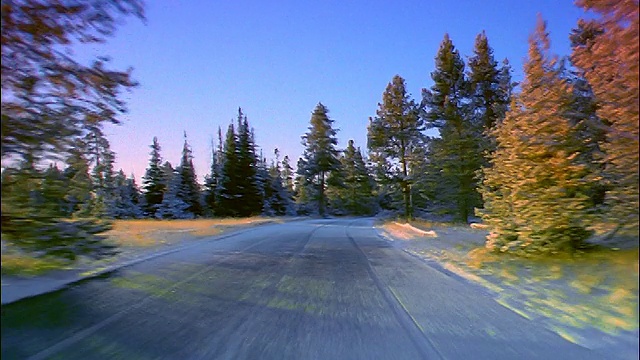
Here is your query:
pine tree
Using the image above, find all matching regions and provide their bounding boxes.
[235,109,262,216]
[1,1,143,160]
[156,168,192,219]
[294,156,315,215]
[333,140,375,215]
[40,164,68,218]
[298,103,341,216]
[261,149,294,216]
[2,154,115,260]
[423,34,481,223]
[176,132,203,216]
[111,170,143,218]
[467,31,513,154]
[218,123,240,217]
[571,0,639,234]
[204,135,222,216]
[281,155,295,195]
[85,127,116,217]
[479,17,594,254]
[64,145,94,218]
[368,75,423,219]
[142,137,166,217]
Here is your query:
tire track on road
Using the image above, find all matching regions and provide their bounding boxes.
[345,219,443,360]
[25,232,282,360]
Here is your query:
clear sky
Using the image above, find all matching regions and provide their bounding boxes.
[80,0,591,182]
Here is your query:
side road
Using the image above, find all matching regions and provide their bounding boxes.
[1,219,301,305]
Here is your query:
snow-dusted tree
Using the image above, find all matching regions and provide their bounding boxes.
[218,123,240,217]
[281,155,295,195]
[263,149,295,216]
[63,144,94,218]
[298,103,341,216]
[85,127,116,217]
[110,170,143,218]
[0,0,142,259]
[423,34,481,223]
[176,132,203,216]
[368,75,423,219]
[155,167,192,219]
[2,155,115,260]
[479,17,594,254]
[331,140,375,215]
[40,163,68,218]
[235,109,262,216]
[204,132,223,216]
[142,137,166,217]
[571,0,639,234]
[294,156,316,215]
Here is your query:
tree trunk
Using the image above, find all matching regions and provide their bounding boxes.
[319,171,325,216]
[401,154,411,220]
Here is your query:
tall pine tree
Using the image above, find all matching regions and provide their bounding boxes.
[204,134,223,216]
[368,75,423,219]
[142,137,166,217]
[176,132,203,216]
[218,123,240,217]
[571,0,639,234]
[334,140,375,215]
[467,31,512,153]
[235,109,262,216]
[479,17,594,254]
[423,34,481,222]
[298,103,341,216]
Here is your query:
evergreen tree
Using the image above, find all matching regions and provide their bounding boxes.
[423,34,481,222]
[40,164,68,218]
[479,17,594,254]
[142,137,166,217]
[467,31,513,154]
[368,75,423,219]
[235,109,262,216]
[571,0,639,234]
[294,156,315,215]
[111,170,143,218]
[561,63,608,212]
[85,127,116,217]
[298,103,341,216]
[63,145,94,218]
[281,155,295,195]
[332,140,375,215]
[155,168,192,219]
[176,132,203,216]
[1,0,143,161]
[261,149,293,216]
[218,123,240,217]
[2,154,115,260]
[204,135,222,216]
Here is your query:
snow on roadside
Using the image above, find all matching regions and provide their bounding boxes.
[377,220,639,359]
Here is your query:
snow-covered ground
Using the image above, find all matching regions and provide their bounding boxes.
[378,221,639,360]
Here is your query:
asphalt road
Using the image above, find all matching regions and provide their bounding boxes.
[1,219,605,359]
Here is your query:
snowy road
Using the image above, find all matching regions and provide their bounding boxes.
[1,219,604,359]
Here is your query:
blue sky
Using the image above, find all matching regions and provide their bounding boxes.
[82,0,591,182]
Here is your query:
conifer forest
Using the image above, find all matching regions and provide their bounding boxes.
[1,0,638,259]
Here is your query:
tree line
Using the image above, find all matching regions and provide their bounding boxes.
[1,0,637,259]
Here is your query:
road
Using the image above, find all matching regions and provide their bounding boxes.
[1,218,605,359]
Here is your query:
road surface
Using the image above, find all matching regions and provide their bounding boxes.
[1,219,604,359]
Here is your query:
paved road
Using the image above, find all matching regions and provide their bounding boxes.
[1,219,605,359]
